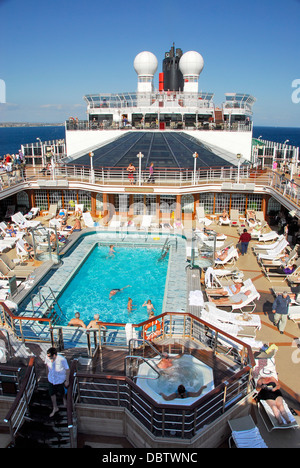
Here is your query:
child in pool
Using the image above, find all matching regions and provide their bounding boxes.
[143,299,155,317]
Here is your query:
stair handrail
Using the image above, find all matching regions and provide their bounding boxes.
[4,357,37,445]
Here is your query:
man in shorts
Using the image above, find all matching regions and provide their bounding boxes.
[45,347,70,417]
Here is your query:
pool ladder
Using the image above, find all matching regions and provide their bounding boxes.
[30,286,67,325]
[158,237,170,261]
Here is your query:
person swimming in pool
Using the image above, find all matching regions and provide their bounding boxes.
[106,244,116,259]
[109,285,131,300]
[127,297,137,313]
[142,299,155,316]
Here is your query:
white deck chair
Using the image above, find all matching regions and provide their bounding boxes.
[140,215,153,230]
[24,207,40,219]
[257,239,289,261]
[109,215,122,229]
[209,279,260,313]
[16,238,34,262]
[228,415,268,448]
[214,246,239,267]
[0,240,15,252]
[288,305,300,322]
[230,209,240,227]
[255,211,265,223]
[253,235,284,251]
[42,204,58,221]
[82,212,97,227]
[204,303,262,330]
[218,215,231,226]
[196,207,212,226]
[11,211,41,229]
[73,204,84,217]
[257,231,279,243]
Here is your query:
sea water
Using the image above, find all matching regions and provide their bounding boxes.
[57,244,169,326]
[1,125,300,157]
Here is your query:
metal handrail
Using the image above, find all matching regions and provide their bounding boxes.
[3,357,37,445]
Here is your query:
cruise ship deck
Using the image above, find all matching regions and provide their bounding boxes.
[0,201,299,448]
[0,43,299,448]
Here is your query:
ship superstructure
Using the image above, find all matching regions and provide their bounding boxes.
[65,44,255,164]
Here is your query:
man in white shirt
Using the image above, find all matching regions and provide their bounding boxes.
[45,347,70,417]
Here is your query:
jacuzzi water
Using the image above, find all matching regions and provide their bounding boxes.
[57,244,169,326]
[136,354,214,405]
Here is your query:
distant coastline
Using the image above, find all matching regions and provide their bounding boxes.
[0,123,64,127]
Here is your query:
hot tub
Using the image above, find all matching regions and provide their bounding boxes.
[136,354,214,405]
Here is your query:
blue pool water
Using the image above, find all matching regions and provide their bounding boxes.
[58,244,169,326]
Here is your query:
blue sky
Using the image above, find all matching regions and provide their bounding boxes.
[0,0,299,126]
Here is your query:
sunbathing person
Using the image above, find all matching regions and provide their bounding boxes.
[24,242,35,259]
[256,375,293,425]
[70,218,81,233]
[214,249,229,261]
[209,290,251,305]
[5,223,17,237]
[206,280,243,297]
[220,209,229,221]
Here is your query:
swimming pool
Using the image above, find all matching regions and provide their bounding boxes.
[57,244,169,326]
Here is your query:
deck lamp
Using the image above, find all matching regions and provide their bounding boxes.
[89,152,95,183]
[137,152,144,186]
[193,152,198,185]
[236,153,242,184]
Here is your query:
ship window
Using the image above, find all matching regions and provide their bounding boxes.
[215,193,230,214]
[247,194,262,211]
[182,194,194,213]
[35,190,49,211]
[199,193,214,214]
[231,193,246,214]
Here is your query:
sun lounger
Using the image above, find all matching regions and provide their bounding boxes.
[109,215,122,229]
[196,207,212,226]
[204,302,261,330]
[11,211,41,229]
[0,253,35,274]
[230,209,240,227]
[256,239,289,261]
[258,399,299,432]
[42,204,58,221]
[257,231,279,243]
[208,278,260,313]
[228,415,268,448]
[140,215,153,230]
[82,212,99,228]
[0,240,15,253]
[0,259,33,279]
[253,235,285,251]
[214,246,239,267]
[218,215,231,226]
[24,207,40,219]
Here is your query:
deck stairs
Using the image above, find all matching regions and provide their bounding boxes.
[12,380,70,448]
[214,108,224,124]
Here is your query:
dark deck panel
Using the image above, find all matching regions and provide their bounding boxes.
[70,132,234,169]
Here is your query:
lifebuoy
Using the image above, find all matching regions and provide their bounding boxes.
[144,320,161,341]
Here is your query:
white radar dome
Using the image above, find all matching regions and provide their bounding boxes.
[179,51,204,76]
[134,51,158,76]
